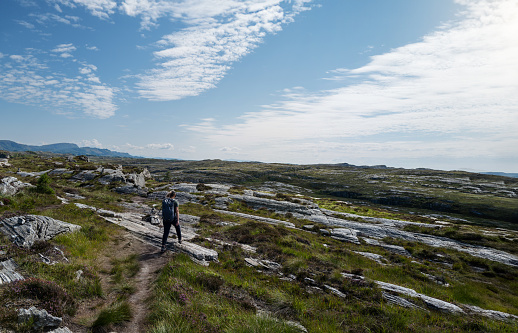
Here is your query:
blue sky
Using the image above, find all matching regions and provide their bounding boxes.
[1,0,517,172]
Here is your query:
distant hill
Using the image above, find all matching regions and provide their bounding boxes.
[0,140,133,158]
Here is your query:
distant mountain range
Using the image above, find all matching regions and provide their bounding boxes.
[0,140,133,158]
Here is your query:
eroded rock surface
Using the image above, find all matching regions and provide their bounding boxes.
[0,215,81,248]
[18,306,62,329]
[0,259,24,284]
[0,176,33,195]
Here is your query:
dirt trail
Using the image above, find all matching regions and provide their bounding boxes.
[126,243,171,333]
[67,232,173,333]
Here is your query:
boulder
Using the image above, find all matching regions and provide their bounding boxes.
[126,172,146,188]
[0,176,33,195]
[0,215,81,248]
[18,306,62,329]
[98,168,126,185]
[0,158,10,167]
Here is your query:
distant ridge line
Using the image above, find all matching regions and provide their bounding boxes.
[0,140,133,158]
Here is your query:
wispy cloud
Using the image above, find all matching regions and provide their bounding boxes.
[30,12,84,28]
[0,48,117,119]
[48,0,117,19]
[184,0,518,167]
[124,0,315,101]
[122,142,175,151]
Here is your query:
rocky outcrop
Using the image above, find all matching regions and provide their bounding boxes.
[0,259,24,284]
[18,306,62,329]
[0,176,33,195]
[126,173,146,188]
[0,158,10,167]
[312,215,518,267]
[0,215,81,248]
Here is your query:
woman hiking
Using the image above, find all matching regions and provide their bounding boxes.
[161,190,181,252]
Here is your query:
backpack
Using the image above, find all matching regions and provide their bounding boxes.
[162,198,177,221]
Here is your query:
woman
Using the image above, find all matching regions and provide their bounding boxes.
[161,190,181,252]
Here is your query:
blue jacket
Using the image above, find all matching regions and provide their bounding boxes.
[162,198,178,222]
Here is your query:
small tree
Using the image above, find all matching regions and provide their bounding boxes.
[35,173,55,194]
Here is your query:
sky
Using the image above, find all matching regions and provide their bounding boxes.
[1,0,517,173]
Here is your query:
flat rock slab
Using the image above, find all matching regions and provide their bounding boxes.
[0,215,81,248]
[0,259,24,284]
[101,212,218,265]
[375,281,464,314]
[214,209,295,228]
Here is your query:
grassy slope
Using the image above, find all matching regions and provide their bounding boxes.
[0,153,517,332]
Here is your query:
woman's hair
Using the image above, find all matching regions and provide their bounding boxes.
[167,190,176,198]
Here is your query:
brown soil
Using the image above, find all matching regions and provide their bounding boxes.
[65,231,173,333]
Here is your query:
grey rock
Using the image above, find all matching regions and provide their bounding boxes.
[312,215,518,267]
[74,203,123,218]
[172,183,199,193]
[0,158,11,167]
[214,196,232,209]
[64,192,86,200]
[330,228,360,244]
[0,177,33,196]
[214,209,295,228]
[48,169,73,176]
[147,191,169,200]
[382,292,424,310]
[175,192,199,205]
[126,172,146,188]
[142,168,152,179]
[70,170,98,182]
[354,251,386,265]
[0,215,81,248]
[375,281,464,314]
[463,304,518,321]
[17,170,52,177]
[0,259,24,284]
[323,284,346,298]
[245,258,281,270]
[230,194,316,215]
[49,327,73,333]
[98,169,125,185]
[113,185,148,196]
[18,306,62,329]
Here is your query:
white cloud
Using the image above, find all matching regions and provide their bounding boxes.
[147,143,174,150]
[30,12,84,28]
[16,20,36,29]
[123,142,175,150]
[127,0,315,101]
[80,139,103,148]
[184,0,518,168]
[49,0,118,19]
[0,50,117,119]
[52,43,77,53]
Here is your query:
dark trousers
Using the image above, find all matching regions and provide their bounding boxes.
[162,219,181,246]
